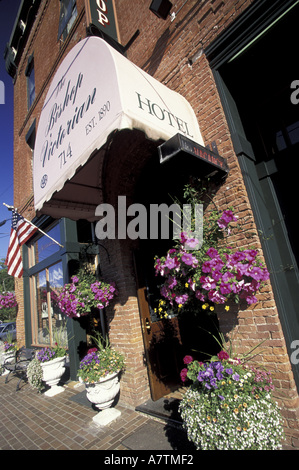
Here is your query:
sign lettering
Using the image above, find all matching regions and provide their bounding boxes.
[85,0,118,42]
[136,92,194,138]
[40,72,97,169]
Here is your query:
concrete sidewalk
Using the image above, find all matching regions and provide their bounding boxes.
[0,372,195,452]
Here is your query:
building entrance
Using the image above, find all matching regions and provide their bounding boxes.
[133,152,222,400]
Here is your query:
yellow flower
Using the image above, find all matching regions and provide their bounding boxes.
[209,306,214,311]
[236,426,242,432]
[243,427,247,431]
[185,283,189,288]
[213,417,217,423]
[243,403,247,408]
[202,304,207,310]
[221,381,225,385]
[225,305,230,311]
[178,304,183,309]
[234,408,239,414]
[234,394,238,399]
[207,416,211,421]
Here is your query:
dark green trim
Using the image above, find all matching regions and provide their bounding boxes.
[205,0,298,68]
[205,1,299,390]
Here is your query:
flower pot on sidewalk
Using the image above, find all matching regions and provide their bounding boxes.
[77,334,125,425]
[40,355,66,397]
[85,371,120,410]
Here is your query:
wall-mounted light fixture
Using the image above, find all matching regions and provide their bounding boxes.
[188,46,203,66]
[149,0,173,20]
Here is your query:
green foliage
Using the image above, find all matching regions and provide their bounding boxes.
[77,333,125,383]
[0,258,16,322]
[27,358,44,393]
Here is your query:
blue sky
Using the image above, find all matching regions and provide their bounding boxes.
[0,1,21,261]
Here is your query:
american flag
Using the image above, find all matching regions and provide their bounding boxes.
[5,210,38,278]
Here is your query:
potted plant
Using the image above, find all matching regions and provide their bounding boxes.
[78,333,125,414]
[35,341,68,396]
[178,336,284,450]
[27,327,69,396]
[57,267,118,319]
[1,338,17,375]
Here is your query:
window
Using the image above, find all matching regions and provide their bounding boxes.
[25,54,35,109]
[28,223,67,348]
[31,261,66,346]
[30,223,61,265]
[58,0,77,41]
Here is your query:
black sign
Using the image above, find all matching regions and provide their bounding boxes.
[85,0,119,43]
[158,133,229,181]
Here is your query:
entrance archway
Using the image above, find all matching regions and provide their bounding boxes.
[133,148,222,400]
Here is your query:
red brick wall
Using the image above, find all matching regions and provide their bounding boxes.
[13,0,86,349]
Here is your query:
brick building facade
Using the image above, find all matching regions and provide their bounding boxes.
[5,0,299,448]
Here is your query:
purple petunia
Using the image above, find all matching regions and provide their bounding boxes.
[181,252,198,267]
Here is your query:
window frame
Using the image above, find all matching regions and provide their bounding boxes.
[26,221,65,348]
[58,0,78,42]
[29,260,65,348]
[25,53,35,109]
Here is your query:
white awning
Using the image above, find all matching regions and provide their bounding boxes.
[33,36,204,220]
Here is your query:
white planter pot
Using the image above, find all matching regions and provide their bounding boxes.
[41,355,66,397]
[85,371,120,411]
[1,351,15,376]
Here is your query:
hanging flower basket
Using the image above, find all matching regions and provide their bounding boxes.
[154,182,270,317]
[0,292,17,309]
[57,268,118,319]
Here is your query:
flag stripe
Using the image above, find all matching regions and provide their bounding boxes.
[5,210,38,278]
[5,233,23,278]
[16,219,37,245]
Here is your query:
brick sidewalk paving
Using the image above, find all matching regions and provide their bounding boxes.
[0,374,156,450]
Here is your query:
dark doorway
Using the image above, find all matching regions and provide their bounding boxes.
[214,2,299,387]
[220,5,299,267]
[133,151,221,400]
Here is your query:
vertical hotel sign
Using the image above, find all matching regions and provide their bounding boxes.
[85,0,119,42]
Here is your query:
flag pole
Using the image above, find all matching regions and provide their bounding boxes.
[3,203,64,248]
